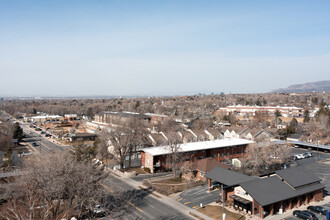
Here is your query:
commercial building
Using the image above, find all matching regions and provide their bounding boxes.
[141,138,254,173]
[29,115,64,123]
[94,111,151,124]
[205,166,324,219]
[220,105,303,117]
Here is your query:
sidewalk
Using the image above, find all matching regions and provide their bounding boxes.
[109,169,213,220]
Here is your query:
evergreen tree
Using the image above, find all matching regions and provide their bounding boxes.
[86,107,94,118]
[303,109,310,123]
[12,123,24,143]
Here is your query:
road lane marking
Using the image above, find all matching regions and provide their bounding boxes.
[99,182,113,192]
[100,182,143,213]
[177,198,182,201]
[184,202,191,205]
[192,206,199,209]
[127,201,144,213]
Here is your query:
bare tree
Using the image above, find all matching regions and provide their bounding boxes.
[241,143,291,175]
[0,153,108,220]
[107,118,144,169]
[165,138,186,178]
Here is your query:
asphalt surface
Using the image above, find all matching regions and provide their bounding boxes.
[175,185,221,210]
[101,174,193,220]
[20,122,71,154]
[289,147,330,193]
[284,202,330,220]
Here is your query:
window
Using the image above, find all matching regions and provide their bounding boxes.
[213,154,217,158]
[137,153,141,159]
[200,156,204,159]
[226,152,230,156]
[221,153,224,157]
[238,151,241,154]
[233,152,236,155]
[194,157,197,161]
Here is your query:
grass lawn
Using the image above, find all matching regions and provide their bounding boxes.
[197,205,246,220]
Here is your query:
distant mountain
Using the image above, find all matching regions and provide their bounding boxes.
[272,80,330,93]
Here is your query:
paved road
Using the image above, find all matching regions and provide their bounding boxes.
[175,185,220,210]
[20,122,71,154]
[101,174,193,220]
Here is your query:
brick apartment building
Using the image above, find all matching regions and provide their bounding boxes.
[141,138,254,173]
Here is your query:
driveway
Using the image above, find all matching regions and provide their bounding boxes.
[175,185,221,209]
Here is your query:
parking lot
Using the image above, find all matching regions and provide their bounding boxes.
[283,203,330,220]
[289,148,330,193]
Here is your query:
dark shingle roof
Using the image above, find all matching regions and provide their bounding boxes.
[275,166,320,188]
[240,175,324,206]
[205,166,255,187]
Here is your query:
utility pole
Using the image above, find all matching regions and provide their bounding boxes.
[221,184,226,220]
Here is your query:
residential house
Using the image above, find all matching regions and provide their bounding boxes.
[177,130,197,143]
[224,126,249,139]
[204,128,224,140]
[190,129,209,142]
[148,133,168,146]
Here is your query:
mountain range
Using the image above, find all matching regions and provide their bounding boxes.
[272,80,330,93]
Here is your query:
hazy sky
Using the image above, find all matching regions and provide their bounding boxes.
[1,1,330,97]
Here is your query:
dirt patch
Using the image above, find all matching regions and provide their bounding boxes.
[122,167,148,175]
[197,205,246,220]
[153,177,185,184]
[143,177,204,196]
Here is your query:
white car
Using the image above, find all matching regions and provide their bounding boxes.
[21,152,32,157]
[294,154,304,160]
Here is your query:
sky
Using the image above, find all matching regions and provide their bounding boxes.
[0,0,330,97]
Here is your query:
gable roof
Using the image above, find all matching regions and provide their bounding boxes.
[275,166,320,188]
[180,130,196,140]
[205,128,223,138]
[226,126,248,135]
[205,166,256,187]
[190,129,208,138]
[161,131,183,143]
[240,175,324,206]
[148,133,167,145]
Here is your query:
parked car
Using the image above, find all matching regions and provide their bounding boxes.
[21,152,32,157]
[307,206,327,215]
[210,181,221,190]
[303,152,312,158]
[293,210,318,220]
[32,142,38,147]
[41,131,46,134]
[294,154,304,160]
